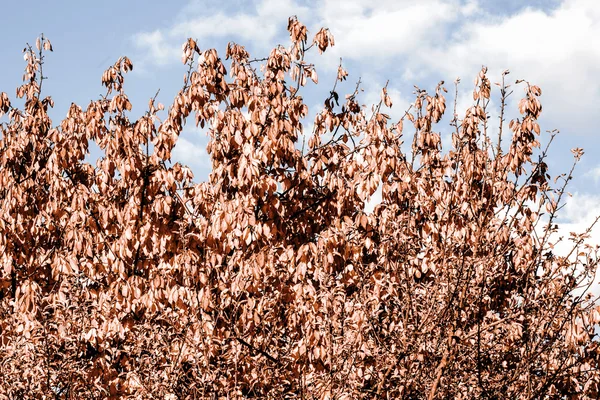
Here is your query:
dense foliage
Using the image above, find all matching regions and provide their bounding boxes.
[0,17,599,399]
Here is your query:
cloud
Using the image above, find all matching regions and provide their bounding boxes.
[556,192,600,232]
[316,0,476,67]
[364,184,381,213]
[405,0,600,133]
[132,0,311,69]
[550,192,600,295]
[584,166,600,184]
[131,0,599,130]
[312,0,599,136]
[171,135,212,178]
[132,30,180,68]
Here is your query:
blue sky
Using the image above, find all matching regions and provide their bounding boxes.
[1,0,599,244]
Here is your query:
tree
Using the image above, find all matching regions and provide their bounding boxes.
[0,17,599,399]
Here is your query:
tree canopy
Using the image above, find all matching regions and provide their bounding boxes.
[0,17,599,399]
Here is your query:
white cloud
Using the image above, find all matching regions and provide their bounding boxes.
[556,192,600,233]
[365,184,382,213]
[358,75,411,119]
[408,0,600,133]
[132,30,180,67]
[584,166,600,184]
[550,192,600,295]
[171,135,211,177]
[317,0,475,66]
[131,0,599,132]
[311,0,599,136]
[132,0,311,69]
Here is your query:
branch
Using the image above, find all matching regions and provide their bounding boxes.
[236,337,279,364]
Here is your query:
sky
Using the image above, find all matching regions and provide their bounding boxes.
[0,0,599,255]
